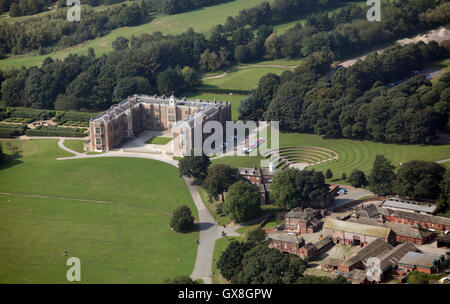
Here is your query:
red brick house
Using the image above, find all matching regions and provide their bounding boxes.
[386,209,450,232]
[284,207,323,234]
[268,234,305,255]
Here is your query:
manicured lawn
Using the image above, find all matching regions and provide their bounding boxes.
[0,139,199,283]
[145,136,172,145]
[212,236,244,284]
[202,66,294,91]
[63,139,86,153]
[185,92,247,121]
[212,132,450,184]
[0,0,268,69]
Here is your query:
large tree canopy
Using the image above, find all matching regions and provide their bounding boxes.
[224,180,261,223]
[203,164,241,202]
[393,161,446,200]
[178,152,211,185]
[270,168,330,209]
[368,155,396,196]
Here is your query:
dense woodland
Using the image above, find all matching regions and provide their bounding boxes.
[0,0,127,16]
[0,1,147,56]
[241,42,450,144]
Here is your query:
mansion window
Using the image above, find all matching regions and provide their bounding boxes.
[96,138,103,145]
[168,116,176,122]
[95,127,103,134]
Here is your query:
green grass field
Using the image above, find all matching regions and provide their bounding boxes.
[212,132,450,184]
[202,66,294,92]
[0,0,268,69]
[0,139,199,283]
[63,139,86,153]
[145,136,172,145]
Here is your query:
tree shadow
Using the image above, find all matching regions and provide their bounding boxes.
[0,151,23,170]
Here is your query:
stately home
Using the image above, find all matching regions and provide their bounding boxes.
[89,95,231,154]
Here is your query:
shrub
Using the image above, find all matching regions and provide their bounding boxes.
[170,205,195,232]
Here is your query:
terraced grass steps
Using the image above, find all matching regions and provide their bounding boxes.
[263,145,339,170]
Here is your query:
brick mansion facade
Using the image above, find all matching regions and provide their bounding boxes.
[89,95,231,154]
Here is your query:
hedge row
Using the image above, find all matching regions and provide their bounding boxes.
[9,108,56,120]
[0,129,21,138]
[36,126,87,133]
[25,129,86,138]
[55,111,99,122]
[0,123,27,130]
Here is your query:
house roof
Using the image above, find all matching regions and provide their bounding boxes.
[378,243,418,272]
[398,251,439,268]
[323,257,341,267]
[269,233,304,244]
[324,218,392,239]
[349,217,433,240]
[314,236,334,251]
[382,197,436,213]
[387,209,450,226]
[436,235,450,244]
[344,239,393,267]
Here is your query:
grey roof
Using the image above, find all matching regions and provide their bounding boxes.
[382,197,436,213]
[324,218,392,239]
[378,243,418,272]
[387,209,450,226]
[398,251,439,268]
[344,239,393,266]
[314,236,334,251]
[269,233,304,244]
[350,217,433,240]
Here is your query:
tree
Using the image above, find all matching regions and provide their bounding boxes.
[436,169,450,215]
[0,144,4,165]
[325,169,333,179]
[368,155,396,196]
[164,275,198,284]
[112,36,129,51]
[393,161,445,200]
[170,205,195,232]
[234,45,251,63]
[270,168,330,209]
[217,240,253,281]
[224,181,261,223]
[347,169,368,188]
[203,164,240,202]
[246,227,267,243]
[341,172,347,181]
[178,152,211,185]
[54,95,80,111]
[157,67,185,95]
[238,244,306,284]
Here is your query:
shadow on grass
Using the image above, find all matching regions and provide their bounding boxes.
[0,151,22,170]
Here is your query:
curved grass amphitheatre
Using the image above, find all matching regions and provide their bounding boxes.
[263,146,339,170]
